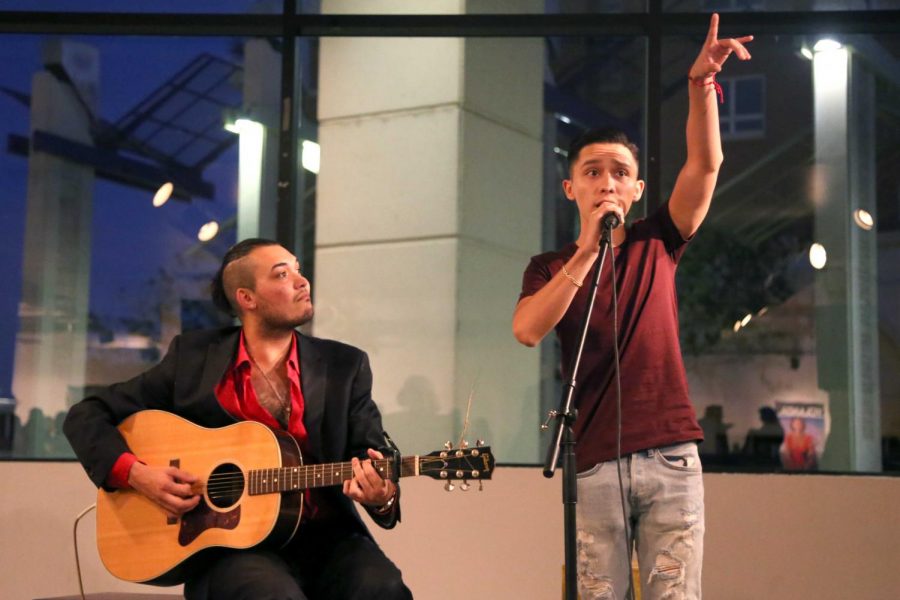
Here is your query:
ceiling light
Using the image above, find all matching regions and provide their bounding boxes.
[197,221,219,242]
[853,209,874,231]
[152,182,174,207]
[813,39,842,53]
[809,243,827,270]
[225,118,263,135]
[301,140,320,174]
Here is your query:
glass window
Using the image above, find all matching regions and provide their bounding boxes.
[303,30,644,465]
[540,34,647,453]
[2,8,898,478]
[719,75,766,140]
[663,31,900,474]
[0,34,274,457]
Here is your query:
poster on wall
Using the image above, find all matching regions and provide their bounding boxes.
[776,401,827,471]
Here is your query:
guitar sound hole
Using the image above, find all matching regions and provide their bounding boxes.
[207,463,245,509]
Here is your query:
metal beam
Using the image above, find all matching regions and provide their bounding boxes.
[276,0,299,251]
[0,12,280,36]
[9,130,215,200]
[0,10,898,37]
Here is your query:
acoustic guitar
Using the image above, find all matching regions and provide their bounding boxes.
[96,410,494,585]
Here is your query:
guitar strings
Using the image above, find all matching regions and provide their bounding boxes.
[200,458,416,496]
[201,454,491,502]
[201,456,463,487]
[199,455,487,500]
[201,456,472,484]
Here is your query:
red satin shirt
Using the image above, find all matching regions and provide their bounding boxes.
[106,331,307,487]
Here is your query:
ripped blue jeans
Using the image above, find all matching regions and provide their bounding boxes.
[575,442,704,600]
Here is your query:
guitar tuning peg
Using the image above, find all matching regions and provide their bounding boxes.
[460,481,470,491]
[444,481,455,492]
[460,439,469,448]
[443,441,453,450]
[476,439,485,448]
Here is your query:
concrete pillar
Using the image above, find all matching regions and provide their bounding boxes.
[236,38,281,241]
[314,0,544,461]
[813,45,881,471]
[12,40,98,441]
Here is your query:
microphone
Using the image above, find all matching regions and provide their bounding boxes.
[602,212,621,230]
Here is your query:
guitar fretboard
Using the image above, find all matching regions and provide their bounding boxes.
[248,456,420,495]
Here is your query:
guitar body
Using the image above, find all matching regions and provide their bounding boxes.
[94,410,496,586]
[97,410,302,585]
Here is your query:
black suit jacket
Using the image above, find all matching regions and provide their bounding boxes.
[63,326,399,533]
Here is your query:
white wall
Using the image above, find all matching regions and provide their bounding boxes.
[2,462,899,600]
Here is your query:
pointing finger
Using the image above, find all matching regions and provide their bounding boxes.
[706,13,719,45]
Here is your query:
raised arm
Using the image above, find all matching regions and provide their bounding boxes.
[669,13,753,239]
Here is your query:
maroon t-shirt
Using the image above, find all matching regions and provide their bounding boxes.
[520,204,703,472]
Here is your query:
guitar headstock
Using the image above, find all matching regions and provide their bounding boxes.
[419,442,494,491]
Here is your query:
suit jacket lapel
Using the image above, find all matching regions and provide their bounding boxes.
[195,327,241,427]
[298,333,326,460]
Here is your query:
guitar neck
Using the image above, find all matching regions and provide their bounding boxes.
[247,456,419,495]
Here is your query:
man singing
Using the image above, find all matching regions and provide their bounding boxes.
[513,14,752,600]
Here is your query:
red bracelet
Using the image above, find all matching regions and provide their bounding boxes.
[689,73,724,104]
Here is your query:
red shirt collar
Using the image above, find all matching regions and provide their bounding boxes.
[235,330,300,374]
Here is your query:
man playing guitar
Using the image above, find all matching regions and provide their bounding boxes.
[65,238,413,600]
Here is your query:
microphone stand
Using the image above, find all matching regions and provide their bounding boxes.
[543,219,616,600]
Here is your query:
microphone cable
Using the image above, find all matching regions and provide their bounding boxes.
[605,220,637,600]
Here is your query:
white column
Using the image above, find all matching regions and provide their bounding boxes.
[13,41,98,439]
[237,38,281,241]
[813,45,881,471]
[314,0,544,461]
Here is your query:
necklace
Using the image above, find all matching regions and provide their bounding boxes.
[246,351,292,428]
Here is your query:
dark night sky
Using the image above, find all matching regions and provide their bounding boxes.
[0,5,269,397]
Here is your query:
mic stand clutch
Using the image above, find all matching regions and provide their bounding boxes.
[542,221,616,600]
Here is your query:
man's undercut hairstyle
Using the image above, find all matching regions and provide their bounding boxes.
[211,238,281,316]
[567,127,641,174]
